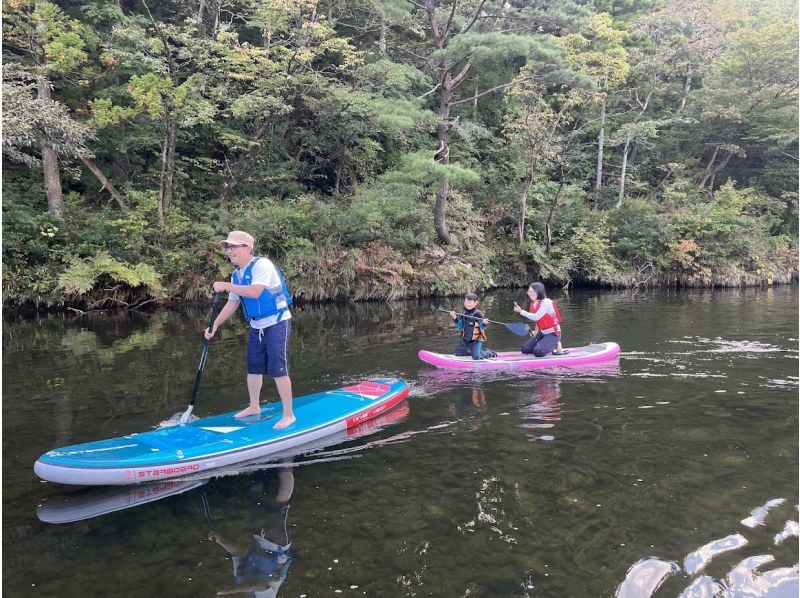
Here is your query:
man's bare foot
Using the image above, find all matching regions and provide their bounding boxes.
[235,406,262,418]
[272,415,296,430]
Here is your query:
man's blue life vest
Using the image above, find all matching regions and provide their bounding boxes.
[231,257,293,323]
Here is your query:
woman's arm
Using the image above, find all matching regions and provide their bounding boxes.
[513,302,536,321]
[516,309,536,322]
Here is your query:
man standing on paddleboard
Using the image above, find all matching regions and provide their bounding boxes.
[204,230,296,429]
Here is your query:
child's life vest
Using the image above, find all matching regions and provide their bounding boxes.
[455,308,488,342]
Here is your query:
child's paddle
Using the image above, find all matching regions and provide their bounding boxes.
[437,308,531,337]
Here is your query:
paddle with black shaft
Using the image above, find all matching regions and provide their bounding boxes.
[437,308,531,337]
[160,292,224,427]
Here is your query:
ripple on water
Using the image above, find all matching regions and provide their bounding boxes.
[457,477,519,545]
[679,574,722,597]
[774,521,799,545]
[671,337,791,354]
[625,335,796,385]
[760,376,800,389]
[616,558,680,598]
[616,497,799,597]
[684,533,749,574]
[741,498,786,528]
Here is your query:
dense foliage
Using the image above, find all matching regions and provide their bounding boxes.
[3,0,797,309]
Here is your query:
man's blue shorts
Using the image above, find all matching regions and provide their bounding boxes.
[247,319,291,377]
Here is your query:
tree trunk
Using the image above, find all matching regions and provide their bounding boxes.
[433,82,456,245]
[158,106,178,222]
[434,178,453,245]
[517,112,564,246]
[618,90,651,207]
[697,145,720,189]
[37,79,63,219]
[142,0,179,222]
[707,174,716,199]
[80,157,128,210]
[212,0,220,35]
[34,0,63,219]
[629,140,639,166]
[334,151,344,194]
[699,151,732,191]
[518,151,539,246]
[653,164,677,194]
[593,95,606,208]
[518,170,534,247]
[349,163,358,194]
[679,67,692,112]
[617,138,630,208]
[379,19,387,57]
[545,181,566,257]
[425,0,468,247]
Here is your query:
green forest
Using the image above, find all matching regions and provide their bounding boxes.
[3,0,798,310]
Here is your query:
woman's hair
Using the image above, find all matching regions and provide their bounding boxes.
[529,282,547,299]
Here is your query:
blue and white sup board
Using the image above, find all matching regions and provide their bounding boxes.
[35,379,410,486]
[37,401,411,523]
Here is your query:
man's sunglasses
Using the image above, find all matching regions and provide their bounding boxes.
[222,243,247,249]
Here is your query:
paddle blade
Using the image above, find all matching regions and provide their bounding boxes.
[503,322,532,336]
[158,409,199,428]
[157,413,182,428]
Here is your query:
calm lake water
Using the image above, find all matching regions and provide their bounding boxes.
[3,287,798,597]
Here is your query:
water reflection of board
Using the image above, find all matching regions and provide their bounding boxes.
[418,342,621,370]
[37,479,208,524]
[35,379,410,486]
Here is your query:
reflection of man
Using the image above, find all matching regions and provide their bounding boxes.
[210,466,294,597]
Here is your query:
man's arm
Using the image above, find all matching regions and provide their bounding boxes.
[212,257,278,298]
[212,280,265,298]
[205,299,240,338]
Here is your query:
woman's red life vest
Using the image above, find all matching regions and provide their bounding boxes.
[529,299,562,331]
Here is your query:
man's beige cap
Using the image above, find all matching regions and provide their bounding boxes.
[219,230,254,248]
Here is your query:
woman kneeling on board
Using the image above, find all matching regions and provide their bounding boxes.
[513,282,567,357]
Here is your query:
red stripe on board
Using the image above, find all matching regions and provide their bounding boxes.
[347,402,410,438]
[345,386,410,429]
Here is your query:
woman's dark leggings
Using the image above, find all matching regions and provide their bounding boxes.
[521,332,560,357]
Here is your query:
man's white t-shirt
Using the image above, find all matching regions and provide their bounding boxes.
[229,257,292,329]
